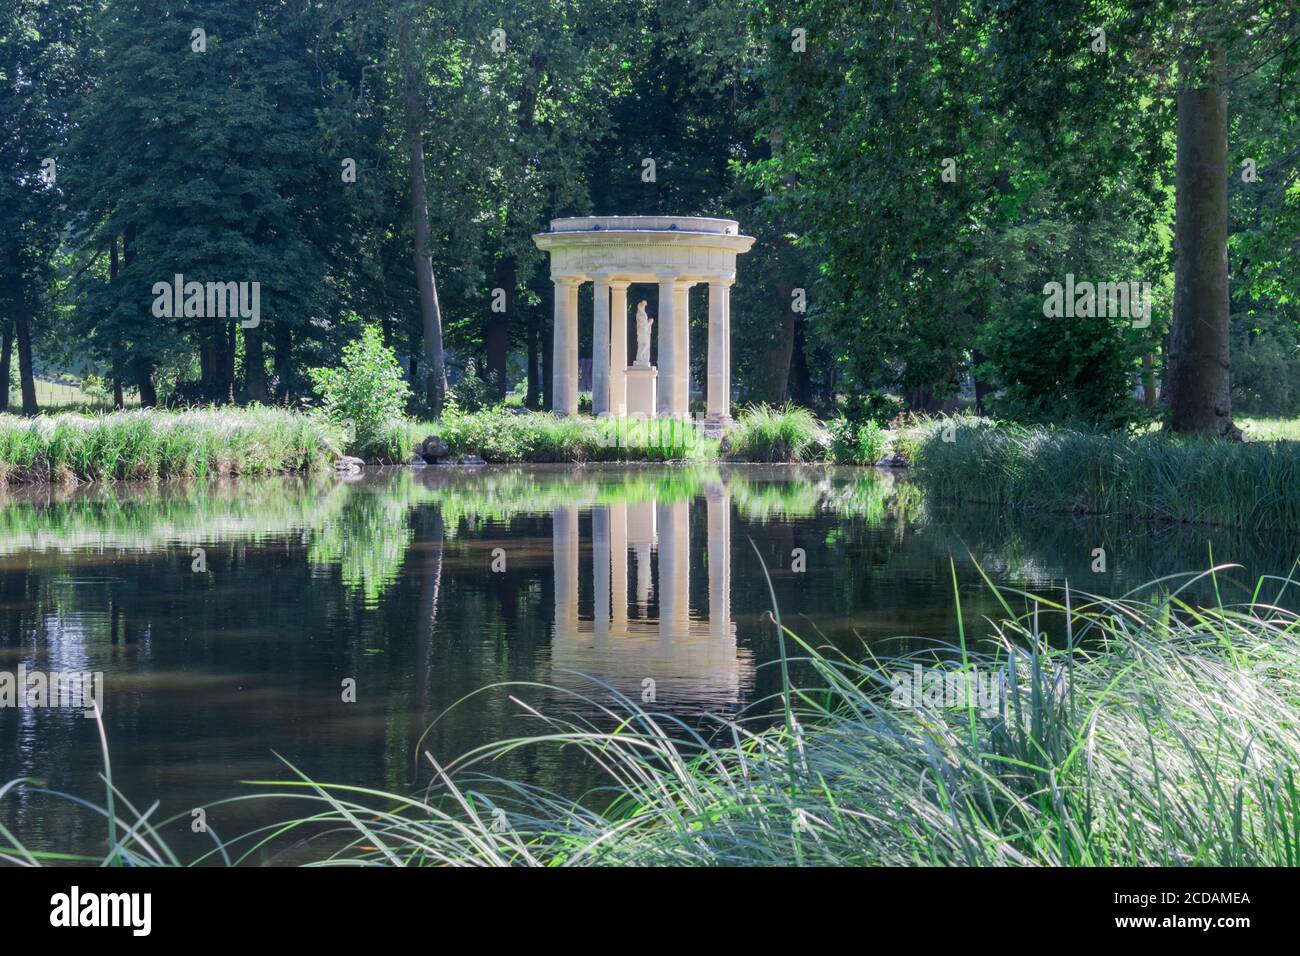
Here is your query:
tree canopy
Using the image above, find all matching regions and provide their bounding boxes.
[2,0,1295,429]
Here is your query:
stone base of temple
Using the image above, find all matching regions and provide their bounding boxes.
[703,415,732,439]
[625,366,657,418]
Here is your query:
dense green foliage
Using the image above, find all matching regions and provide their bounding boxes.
[1231,310,1300,417]
[4,0,1293,427]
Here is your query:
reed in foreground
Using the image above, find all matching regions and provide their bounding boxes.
[0,408,344,484]
[910,417,1300,531]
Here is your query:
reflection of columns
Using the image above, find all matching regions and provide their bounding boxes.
[592,505,610,643]
[706,485,731,638]
[609,281,630,416]
[656,500,690,640]
[592,277,611,416]
[552,504,579,637]
[673,282,691,416]
[627,502,657,612]
[656,278,676,417]
[552,277,580,415]
[707,280,733,423]
[610,502,628,630]
[634,544,653,609]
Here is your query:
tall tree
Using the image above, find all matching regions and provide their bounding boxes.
[396,7,449,415]
[1,0,89,414]
[1156,1,1299,435]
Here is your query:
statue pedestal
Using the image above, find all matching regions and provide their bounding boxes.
[624,366,657,418]
[703,415,731,439]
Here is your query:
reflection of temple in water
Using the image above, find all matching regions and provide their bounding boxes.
[549,484,749,709]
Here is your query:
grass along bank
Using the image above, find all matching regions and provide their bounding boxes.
[910,417,1300,531]
[0,403,867,482]
[384,403,882,465]
[9,567,1300,865]
[0,407,343,484]
[384,404,719,463]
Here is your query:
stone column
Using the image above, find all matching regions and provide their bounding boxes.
[592,277,611,416]
[552,503,578,640]
[707,280,733,424]
[552,277,580,416]
[656,277,676,417]
[723,277,732,407]
[608,281,630,417]
[673,281,691,416]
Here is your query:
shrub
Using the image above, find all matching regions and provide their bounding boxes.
[838,388,906,427]
[727,404,823,462]
[307,325,411,455]
[828,417,887,464]
[446,360,500,413]
[976,296,1145,429]
[1231,311,1300,417]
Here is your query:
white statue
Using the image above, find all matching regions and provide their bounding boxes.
[634,300,653,367]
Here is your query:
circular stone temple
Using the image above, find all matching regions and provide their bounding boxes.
[532,216,755,422]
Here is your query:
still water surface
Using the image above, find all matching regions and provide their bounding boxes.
[0,465,1294,860]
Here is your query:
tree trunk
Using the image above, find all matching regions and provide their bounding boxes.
[226,322,237,402]
[766,281,795,404]
[200,333,217,393]
[110,238,124,408]
[243,324,267,403]
[487,257,513,401]
[971,348,993,415]
[1141,351,1158,409]
[273,325,293,401]
[136,363,157,407]
[788,313,812,406]
[399,13,448,416]
[1165,47,1233,436]
[14,310,38,416]
[122,226,156,408]
[0,324,12,413]
[526,315,541,410]
[905,386,939,413]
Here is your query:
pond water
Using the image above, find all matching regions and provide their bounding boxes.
[1,465,1295,862]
